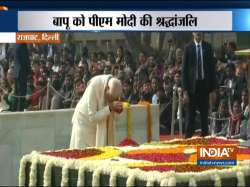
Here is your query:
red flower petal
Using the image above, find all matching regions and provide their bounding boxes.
[118,138,139,147]
[122,153,188,162]
[42,149,103,159]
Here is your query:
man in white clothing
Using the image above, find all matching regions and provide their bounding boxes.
[70,74,123,149]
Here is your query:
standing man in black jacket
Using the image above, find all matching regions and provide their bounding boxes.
[182,32,216,138]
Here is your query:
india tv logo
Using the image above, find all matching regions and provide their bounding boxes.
[197,145,237,166]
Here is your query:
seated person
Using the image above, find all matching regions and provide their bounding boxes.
[239,119,250,147]
[248,119,250,140]
[211,99,230,137]
[159,77,173,134]
[139,80,153,103]
[230,91,249,140]
[241,89,249,119]
[229,100,245,137]
[70,79,85,108]
[231,119,249,140]
[50,79,62,110]
[243,107,249,120]
[3,68,17,111]
[121,79,133,103]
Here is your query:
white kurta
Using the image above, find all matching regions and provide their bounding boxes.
[70,74,116,149]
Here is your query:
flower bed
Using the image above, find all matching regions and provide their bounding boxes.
[19,137,250,186]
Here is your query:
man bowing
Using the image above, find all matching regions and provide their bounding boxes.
[70,74,123,149]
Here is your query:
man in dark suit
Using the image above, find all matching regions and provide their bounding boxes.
[182,32,216,138]
[14,44,31,111]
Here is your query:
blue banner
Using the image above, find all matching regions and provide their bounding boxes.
[0,10,17,31]
[1,8,250,31]
[197,160,237,166]
[3,1,250,10]
[233,9,250,31]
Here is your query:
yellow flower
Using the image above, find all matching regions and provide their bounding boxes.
[83,147,122,161]
[123,102,130,109]
[122,102,132,138]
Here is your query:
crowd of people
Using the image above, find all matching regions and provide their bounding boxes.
[0,35,249,138]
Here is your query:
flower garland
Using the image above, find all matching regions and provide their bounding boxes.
[20,153,250,187]
[43,160,53,186]
[169,177,177,186]
[29,156,38,186]
[160,178,169,186]
[77,165,88,186]
[216,169,237,186]
[146,179,155,187]
[19,155,30,186]
[92,164,116,186]
[189,177,197,187]
[61,164,69,186]
[126,170,137,186]
[123,102,132,139]
[237,171,245,187]
[109,169,120,186]
[212,173,221,187]
[109,168,131,186]
[92,167,102,186]
[19,137,250,187]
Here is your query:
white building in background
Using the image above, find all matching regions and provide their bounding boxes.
[72,32,128,53]
[71,32,250,54]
